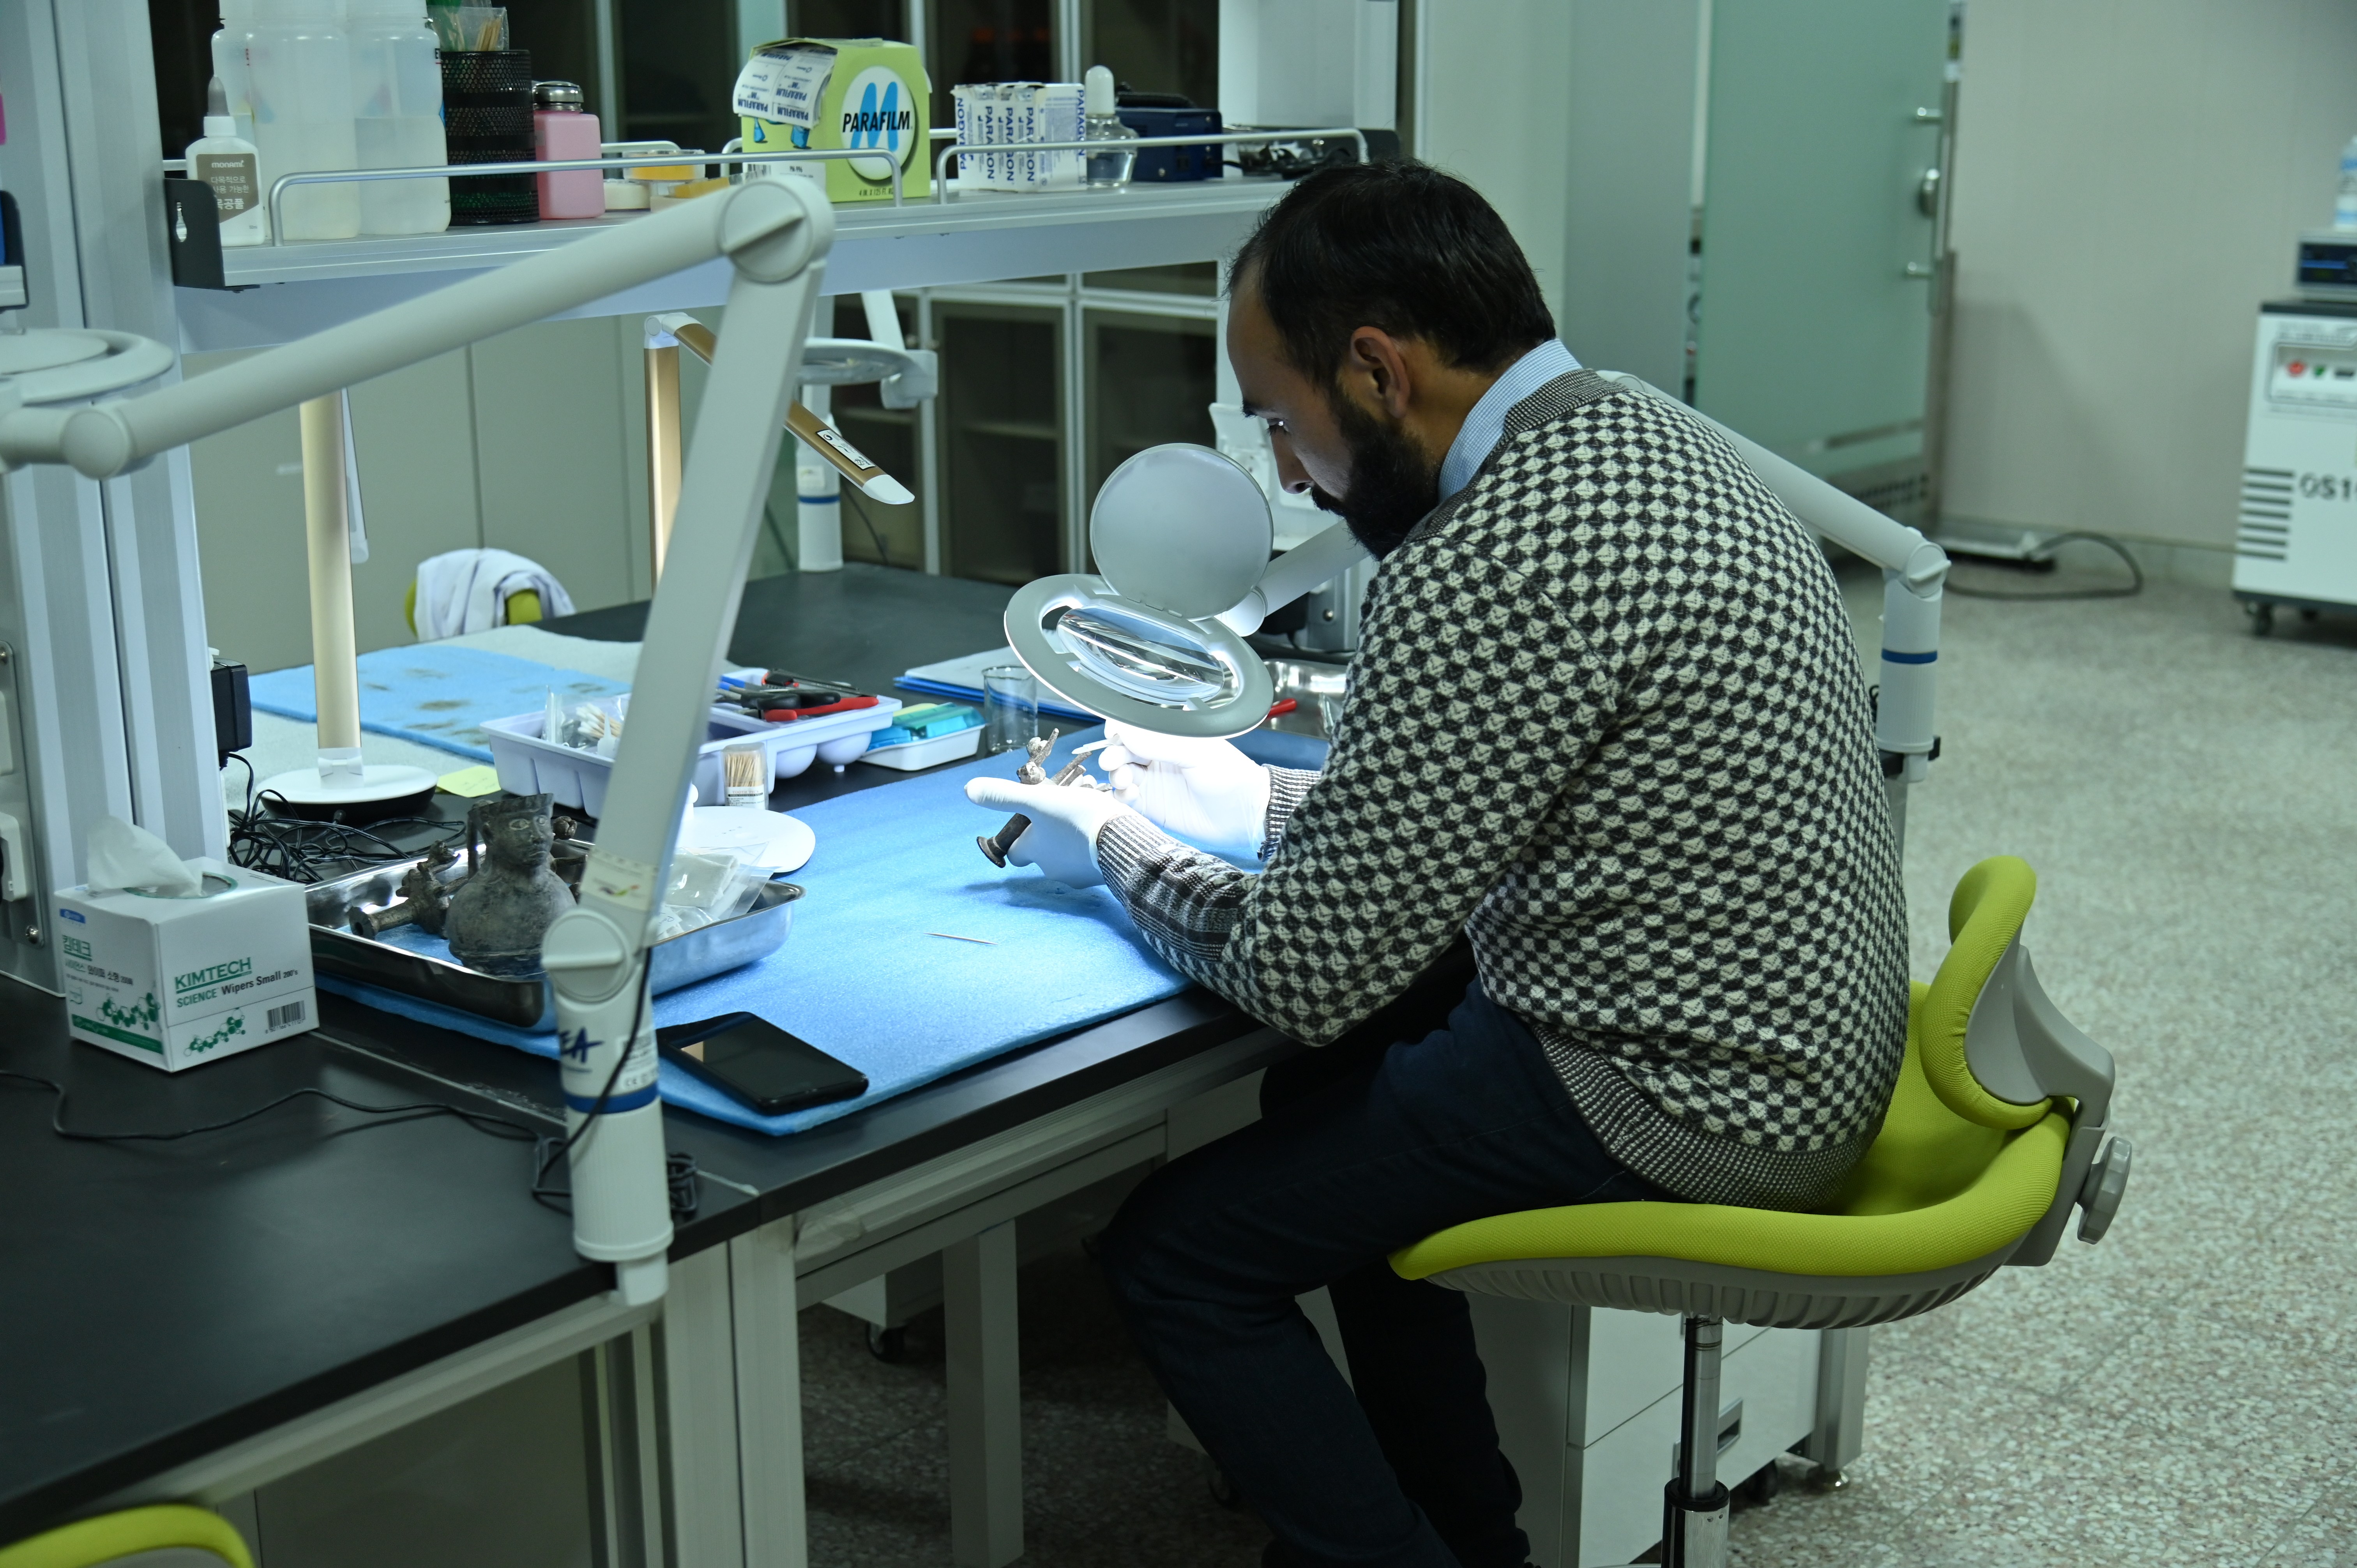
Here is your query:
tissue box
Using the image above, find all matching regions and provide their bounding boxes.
[734,37,930,203]
[951,82,1086,191]
[57,859,316,1072]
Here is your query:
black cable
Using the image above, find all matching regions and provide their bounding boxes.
[228,752,257,820]
[224,791,468,885]
[530,979,648,1210]
[1945,531,2144,602]
[0,1067,539,1146]
[762,499,796,572]
[842,484,894,570]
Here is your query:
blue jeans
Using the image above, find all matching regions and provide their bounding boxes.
[1098,975,1668,1568]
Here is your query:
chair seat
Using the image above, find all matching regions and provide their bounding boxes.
[1391,975,2076,1330]
[1397,1111,2066,1284]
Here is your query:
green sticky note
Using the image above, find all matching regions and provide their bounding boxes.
[437,765,503,798]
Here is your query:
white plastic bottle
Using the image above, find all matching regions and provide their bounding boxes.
[208,0,258,145]
[348,0,449,235]
[1082,65,1138,189]
[246,0,360,241]
[188,77,268,246]
[2336,135,2357,231]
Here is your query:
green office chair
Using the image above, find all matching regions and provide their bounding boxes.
[0,1505,253,1568]
[1392,856,2133,1568]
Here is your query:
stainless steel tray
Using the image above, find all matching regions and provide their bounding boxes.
[305,855,803,1031]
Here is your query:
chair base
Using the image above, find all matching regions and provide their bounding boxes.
[1423,1243,2022,1330]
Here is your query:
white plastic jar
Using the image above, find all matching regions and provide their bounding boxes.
[348,0,449,235]
[246,0,360,240]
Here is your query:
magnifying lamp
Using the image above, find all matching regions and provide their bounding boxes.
[1004,443,1371,740]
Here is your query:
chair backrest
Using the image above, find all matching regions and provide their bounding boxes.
[1918,856,2053,1130]
[1914,855,2127,1263]
[0,1506,252,1568]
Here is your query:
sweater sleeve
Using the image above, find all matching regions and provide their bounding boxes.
[1092,512,1632,1045]
[1260,766,1319,858]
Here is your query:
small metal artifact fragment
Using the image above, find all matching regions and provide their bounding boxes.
[351,842,461,939]
[977,736,1110,867]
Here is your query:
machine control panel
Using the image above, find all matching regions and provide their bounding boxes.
[2267,341,2357,410]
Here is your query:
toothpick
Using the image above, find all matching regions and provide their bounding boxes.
[928,931,996,945]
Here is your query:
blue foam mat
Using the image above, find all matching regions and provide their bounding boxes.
[324,728,1205,1135]
[250,645,629,762]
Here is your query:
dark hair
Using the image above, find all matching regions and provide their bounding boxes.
[1229,161,1555,385]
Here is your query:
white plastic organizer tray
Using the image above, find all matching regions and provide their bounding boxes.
[482,697,900,816]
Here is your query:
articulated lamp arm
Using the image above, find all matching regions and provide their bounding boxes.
[0,182,839,1306]
[1594,372,1947,849]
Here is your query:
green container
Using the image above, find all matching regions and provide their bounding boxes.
[734,37,930,204]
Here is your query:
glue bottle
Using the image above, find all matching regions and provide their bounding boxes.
[187,78,267,247]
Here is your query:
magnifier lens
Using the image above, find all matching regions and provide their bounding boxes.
[1055,605,1238,706]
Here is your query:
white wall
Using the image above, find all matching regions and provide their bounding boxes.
[1941,0,2357,553]
[1410,0,1576,319]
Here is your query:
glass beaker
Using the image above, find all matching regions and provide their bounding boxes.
[981,665,1039,756]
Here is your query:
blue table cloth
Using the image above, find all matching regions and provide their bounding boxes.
[322,729,1201,1134]
[250,645,629,763]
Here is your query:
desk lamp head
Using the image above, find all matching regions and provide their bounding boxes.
[1003,442,1369,739]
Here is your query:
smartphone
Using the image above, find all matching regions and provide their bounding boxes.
[656,1012,868,1116]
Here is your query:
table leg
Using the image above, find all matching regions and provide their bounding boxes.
[657,1222,809,1568]
[660,1245,748,1568]
[944,1220,1023,1568]
[732,1219,808,1568]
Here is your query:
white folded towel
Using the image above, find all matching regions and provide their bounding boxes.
[412,549,576,641]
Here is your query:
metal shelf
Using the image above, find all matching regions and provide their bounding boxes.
[177,178,1284,353]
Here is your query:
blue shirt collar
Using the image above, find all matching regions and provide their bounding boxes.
[1436,339,1582,503]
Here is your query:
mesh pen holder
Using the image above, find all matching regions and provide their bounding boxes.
[439,49,540,225]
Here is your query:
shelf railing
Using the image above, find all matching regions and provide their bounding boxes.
[263,146,908,244]
[230,125,1367,250]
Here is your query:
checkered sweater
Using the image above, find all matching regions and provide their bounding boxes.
[1093,371,1910,1210]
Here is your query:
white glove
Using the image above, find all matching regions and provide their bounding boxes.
[1092,720,1272,858]
[965,777,1137,888]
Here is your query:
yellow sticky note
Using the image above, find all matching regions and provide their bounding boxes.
[437,765,503,798]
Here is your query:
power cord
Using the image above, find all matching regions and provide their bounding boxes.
[1945,531,2144,601]
[3,980,700,1222]
[223,780,470,886]
[0,1066,538,1146]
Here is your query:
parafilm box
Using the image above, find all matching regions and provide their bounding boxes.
[734,37,929,203]
[57,860,316,1072]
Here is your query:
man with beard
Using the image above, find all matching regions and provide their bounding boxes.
[966,162,1908,1568]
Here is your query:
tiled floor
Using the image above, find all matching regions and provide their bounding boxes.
[802,573,2357,1567]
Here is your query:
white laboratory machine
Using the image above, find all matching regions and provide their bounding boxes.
[2234,234,2357,632]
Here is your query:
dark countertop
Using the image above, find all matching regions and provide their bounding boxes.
[541,562,1020,703]
[0,975,1277,1542]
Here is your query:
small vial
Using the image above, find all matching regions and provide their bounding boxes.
[1082,65,1137,189]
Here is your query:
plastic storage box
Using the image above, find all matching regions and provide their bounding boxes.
[860,725,984,771]
[482,698,899,816]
